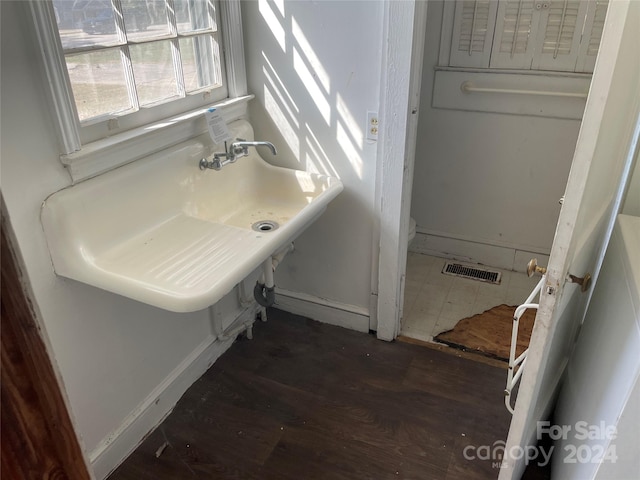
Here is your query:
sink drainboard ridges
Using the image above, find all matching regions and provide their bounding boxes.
[97,218,257,288]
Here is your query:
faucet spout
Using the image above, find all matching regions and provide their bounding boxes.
[231,140,277,156]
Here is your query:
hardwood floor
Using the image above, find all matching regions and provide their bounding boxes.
[109,308,520,480]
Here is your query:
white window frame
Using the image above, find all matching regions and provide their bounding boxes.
[29,0,251,183]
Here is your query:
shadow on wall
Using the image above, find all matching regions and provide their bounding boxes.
[248,0,377,182]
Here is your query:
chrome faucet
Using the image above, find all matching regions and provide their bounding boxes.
[231,140,277,157]
[199,138,277,170]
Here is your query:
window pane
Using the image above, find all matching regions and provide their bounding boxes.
[122,0,169,41]
[179,35,220,92]
[66,50,132,121]
[49,0,227,138]
[54,0,121,49]
[130,41,179,105]
[175,0,212,33]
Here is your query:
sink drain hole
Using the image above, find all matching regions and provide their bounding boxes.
[252,220,279,232]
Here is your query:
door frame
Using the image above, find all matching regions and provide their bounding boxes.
[373,0,427,340]
[1,202,92,479]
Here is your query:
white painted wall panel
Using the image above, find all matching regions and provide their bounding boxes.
[432,70,590,120]
[242,0,383,311]
[622,148,640,216]
[412,0,582,262]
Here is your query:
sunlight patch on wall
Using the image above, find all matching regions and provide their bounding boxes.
[291,17,330,94]
[337,120,363,179]
[262,50,301,162]
[271,0,285,16]
[336,93,363,151]
[265,86,300,160]
[259,0,286,52]
[305,123,340,178]
[293,47,331,126]
[262,52,300,118]
[263,65,299,129]
[303,153,321,175]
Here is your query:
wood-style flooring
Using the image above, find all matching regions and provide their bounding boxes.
[109,308,536,480]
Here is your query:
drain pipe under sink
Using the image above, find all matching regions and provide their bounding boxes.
[254,243,294,307]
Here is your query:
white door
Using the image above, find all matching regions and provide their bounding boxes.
[499,1,640,478]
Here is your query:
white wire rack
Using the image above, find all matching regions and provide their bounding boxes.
[505,276,546,414]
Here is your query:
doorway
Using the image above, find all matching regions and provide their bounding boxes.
[378,1,639,478]
[397,0,603,353]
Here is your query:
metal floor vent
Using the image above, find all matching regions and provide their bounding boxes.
[442,262,502,284]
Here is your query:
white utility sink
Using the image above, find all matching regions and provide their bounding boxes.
[41,120,343,312]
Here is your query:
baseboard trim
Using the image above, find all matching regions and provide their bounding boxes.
[89,333,236,480]
[409,231,550,272]
[274,289,370,333]
[414,227,551,254]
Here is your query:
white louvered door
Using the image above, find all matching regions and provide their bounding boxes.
[448,0,609,74]
[576,0,610,73]
[531,0,589,71]
[489,0,540,69]
[449,0,499,68]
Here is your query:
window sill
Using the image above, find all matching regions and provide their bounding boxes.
[60,95,254,184]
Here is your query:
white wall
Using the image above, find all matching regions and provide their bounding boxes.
[622,147,639,216]
[410,1,583,269]
[0,2,247,477]
[241,0,383,328]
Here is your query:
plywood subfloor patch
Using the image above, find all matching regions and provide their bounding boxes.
[434,304,535,362]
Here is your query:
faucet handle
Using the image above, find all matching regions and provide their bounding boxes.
[231,138,249,157]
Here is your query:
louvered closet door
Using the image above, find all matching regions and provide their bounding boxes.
[530,0,589,71]
[576,0,609,73]
[490,0,540,69]
[449,0,499,68]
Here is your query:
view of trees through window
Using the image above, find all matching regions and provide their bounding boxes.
[52,0,223,122]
